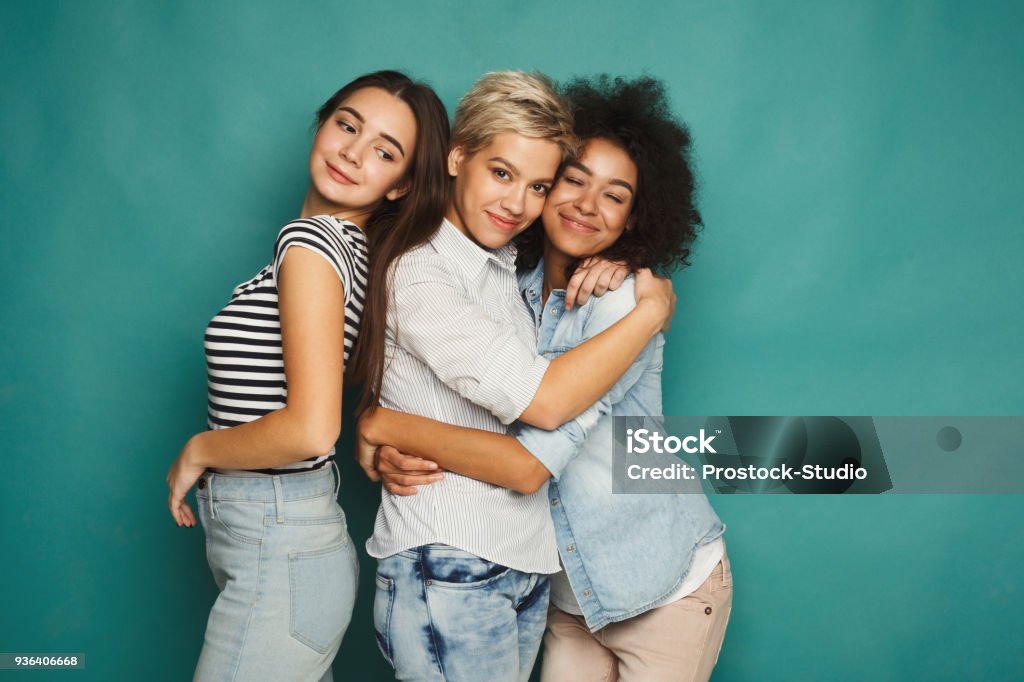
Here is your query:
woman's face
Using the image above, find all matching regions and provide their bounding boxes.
[541,137,637,259]
[446,131,562,250]
[307,87,418,221]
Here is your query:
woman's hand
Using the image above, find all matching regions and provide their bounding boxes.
[357,408,443,493]
[376,446,444,496]
[167,437,205,527]
[564,257,630,310]
[633,268,676,332]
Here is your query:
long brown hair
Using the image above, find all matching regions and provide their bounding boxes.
[344,72,450,410]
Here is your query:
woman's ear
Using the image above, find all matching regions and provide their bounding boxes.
[447,146,465,177]
[386,180,411,201]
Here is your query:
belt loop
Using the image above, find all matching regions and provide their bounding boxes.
[272,475,284,524]
[332,460,341,497]
[208,474,216,520]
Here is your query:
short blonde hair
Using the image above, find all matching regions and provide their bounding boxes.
[451,71,578,161]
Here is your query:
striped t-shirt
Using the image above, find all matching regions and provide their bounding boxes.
[204,216,368,473]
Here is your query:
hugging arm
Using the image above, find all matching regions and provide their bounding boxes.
[392,255,673,431]
[361,278,662,494]
[518,269,667,428]
[358,410,545,494]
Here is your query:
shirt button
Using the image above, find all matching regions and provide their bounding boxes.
[550,498,559,506]
[426,580,433,586]
[566,544,575,553]
[705,606,713,615]
[583,589,591,598]
[550,306,559,315]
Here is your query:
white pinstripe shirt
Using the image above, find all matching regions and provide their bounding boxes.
[365,219,561,573]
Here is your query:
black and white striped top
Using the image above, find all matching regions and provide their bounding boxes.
[204,216,368,473]
[365,219,560,574]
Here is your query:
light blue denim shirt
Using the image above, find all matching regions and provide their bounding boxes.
[514,259,724,631]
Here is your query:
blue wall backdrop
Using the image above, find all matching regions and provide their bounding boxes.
[2,1,1022,680]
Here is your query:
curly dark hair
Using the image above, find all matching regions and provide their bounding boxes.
[517,75,702,275]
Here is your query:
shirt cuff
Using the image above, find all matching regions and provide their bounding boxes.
[515,403,602,480]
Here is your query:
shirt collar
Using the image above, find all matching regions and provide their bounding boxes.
[518,257,554,318]
[431,218,518,279]
[518,257,546,297]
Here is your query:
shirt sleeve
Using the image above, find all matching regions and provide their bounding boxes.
[514,277,662,479]
[389,251,549,425]
[273,217,362,305]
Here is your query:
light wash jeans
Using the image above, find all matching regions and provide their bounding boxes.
[194,465,358,682]
[373,544,550,682]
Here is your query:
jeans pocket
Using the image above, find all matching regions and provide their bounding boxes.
[278,492,346,525]
[422,548,512,590]
[288,538,358,654]
[373,574,395,667]
[211,499,265,545]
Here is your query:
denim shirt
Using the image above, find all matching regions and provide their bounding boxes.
[514,260,724,631]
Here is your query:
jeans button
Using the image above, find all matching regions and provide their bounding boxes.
[197,478,206,490]
[550,498,559,506]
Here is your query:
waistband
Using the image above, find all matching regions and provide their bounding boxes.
[392,544,483,561]
[196,462,339,502]
[208,453,335,477]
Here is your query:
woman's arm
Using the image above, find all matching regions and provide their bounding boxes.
[519,268,672,429]
[358,276,666,495]
[392,257,673,432]
[167,247,345,526]
[358,408,547,495]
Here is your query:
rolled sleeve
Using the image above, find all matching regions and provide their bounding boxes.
[391,253,549,424]
[514,402,603,480]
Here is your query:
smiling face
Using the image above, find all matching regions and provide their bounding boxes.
[445,131,563,250]
[541,137,638,260]
[306,86,417,226]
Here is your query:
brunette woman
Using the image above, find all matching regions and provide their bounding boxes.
[165,70,450,682]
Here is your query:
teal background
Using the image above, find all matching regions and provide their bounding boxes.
[2,1,1022,680]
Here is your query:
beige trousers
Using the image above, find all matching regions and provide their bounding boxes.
[540,553,733,682]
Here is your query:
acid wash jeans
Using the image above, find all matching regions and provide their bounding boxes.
[193,465,358,682]
[374,544,550,681]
